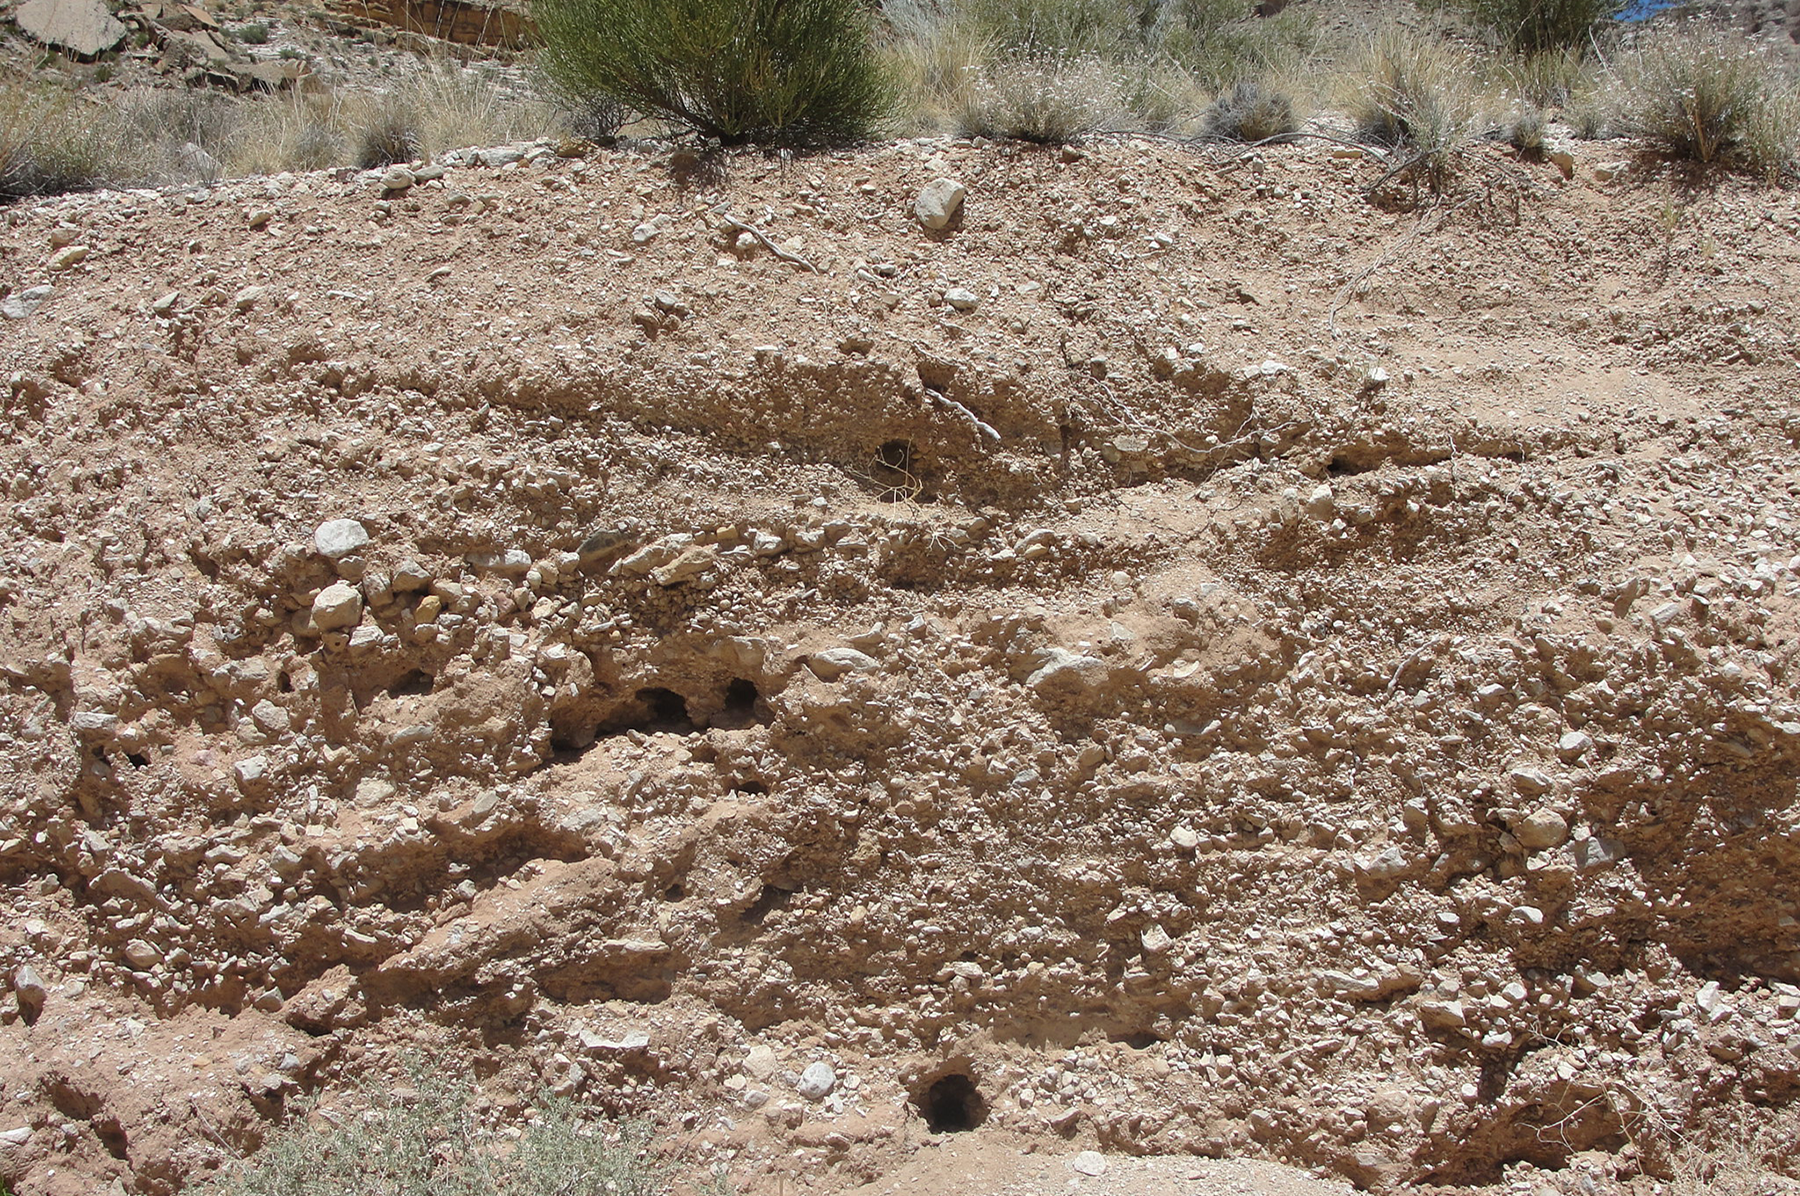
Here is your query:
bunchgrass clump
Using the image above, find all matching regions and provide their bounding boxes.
[204,1060,668,1196]
[955,52,1125,142]
[1612,25,1799,172]
[1348,28,1484,191]
[1200,77,1298,141]
[533,0,894,145]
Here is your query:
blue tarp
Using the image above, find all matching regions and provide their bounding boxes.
[1619,0,1681,20]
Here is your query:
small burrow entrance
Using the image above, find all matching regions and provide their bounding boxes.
[915,1072,986,1133]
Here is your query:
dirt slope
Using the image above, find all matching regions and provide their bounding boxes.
[2,134,1800,1196]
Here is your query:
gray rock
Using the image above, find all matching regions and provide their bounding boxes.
[0,1126,33,1147]
[1556,730,1593,763]
[808,648,880,681]
[1026,649,1108,692]
[250,699,291,734]
[914,177,967,231]
[1358,845,1411,880]
[796,1061,836,1101]
[391,559,432,592]
[480,146,525,168]
[14,0,125,56]
[1573,835,1626,870]
[1069,1151,1108,1177]
[944,286,979,311]
[381,166,416,191]
[1509,766,1555,797]
[315,519,370,559]
[12,964,47,1012]
[577,529,632,564]
[2,285,53,320]
[311,581,363,631]
[466,548,532,575]
[123,939,162,969]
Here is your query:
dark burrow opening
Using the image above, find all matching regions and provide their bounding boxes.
[917,1073,986,1133]
[713,677,761,729]
[632,687,695,734]
[874,438,920,501]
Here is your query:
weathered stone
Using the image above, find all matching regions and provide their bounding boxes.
[796,1061,837,1100]
[1516,808,1569,850]
[15,0,125,57]
[808,648,880,681]
[314,519,369,559]
[914,177,966,231]
[311,582,363,632]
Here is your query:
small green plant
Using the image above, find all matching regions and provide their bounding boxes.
[356,98,422,167]
[236,20,271,43]
[1348,28,1483,192]
[1457,0,1622,52]
[205,1060,669,1196]
[1200,77,1297,141]
[533,0,894,145]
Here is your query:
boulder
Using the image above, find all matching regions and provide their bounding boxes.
[14,0,125,57]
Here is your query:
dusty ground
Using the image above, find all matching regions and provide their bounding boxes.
[2,128,1800,1196]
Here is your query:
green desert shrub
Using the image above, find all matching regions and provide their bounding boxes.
[205,1062,668,1196]
[1200,77,1298,140]
[533,0,893,144]
[0,86,135,200]
[1457,0,1622,52]
[1613,26,1799,171]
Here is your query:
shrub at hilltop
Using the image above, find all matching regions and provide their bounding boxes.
[1452,0,1623,52]
[532,0,893,145]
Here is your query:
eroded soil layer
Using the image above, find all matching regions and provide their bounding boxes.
[2,137,1800,1195]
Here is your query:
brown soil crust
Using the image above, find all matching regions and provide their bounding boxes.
[2,133,1800,1195]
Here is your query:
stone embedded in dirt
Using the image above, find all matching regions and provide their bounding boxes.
[1169,825,1200,851]
[807,647,879,681]
[1070,1150,1109,1177]
[314,518,370,559]
[48,244,90,271]
[2,285,52,320]
[234,285,266,312]
[12,964,47,1015]
[466,547,531,575]
[914,177,966,231]
[381,166,416,192]
[742,1044,778,1082]
[796,1061,836,1100]
[944,287,979,312]
[1509,765,1554,796]
[123,939,162,969]
[1516,808,1570,850]
[391,558,431,591]
[1026,649,1107,692]
[311,581,363,631]
[14,0,125,56]
[1556,730,1593,762]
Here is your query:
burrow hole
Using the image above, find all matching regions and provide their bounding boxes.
[916,1073,986,1133]
[874,439,920,502]
[634,687,695,734]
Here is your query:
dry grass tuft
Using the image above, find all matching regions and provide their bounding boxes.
[1610,24,1800,174]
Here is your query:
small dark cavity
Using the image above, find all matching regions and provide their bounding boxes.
[634,687,695,734]
[1327,454,1376,477]
[917,1073,986,1133]
[874,439,918,502]
[389,670,434,697]
[125,752,150,769]
[740,883,791,926]
[664,883,685,901]
[732,780,770,795]
[1113,1030,1162,1050]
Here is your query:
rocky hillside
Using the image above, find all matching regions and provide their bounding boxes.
[2,132,1799,1196]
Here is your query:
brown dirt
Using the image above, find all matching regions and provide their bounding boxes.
[2,132,1800,1196]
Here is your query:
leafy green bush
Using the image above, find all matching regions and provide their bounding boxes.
[1614,26,1799,171]
[1200,77,1297,140]
[533,0,893,144]
[1457,0,1622,52]
[205,1062,668,1196]
[235,21,271,43]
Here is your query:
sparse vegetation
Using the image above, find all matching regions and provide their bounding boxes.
[1347,24,1484,190]
[206,1062,668,1196]
[1454,0,1622,52]
[532,0,894,144]
[1200,77,1298,141]
[235,21,272,44]
[1612,25,1800,173]
[954,52,1126,142]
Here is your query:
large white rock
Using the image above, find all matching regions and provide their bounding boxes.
[315,519,369,559]
[914,177,967,231]
[311,582,363,631]
[15,0,125,57]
